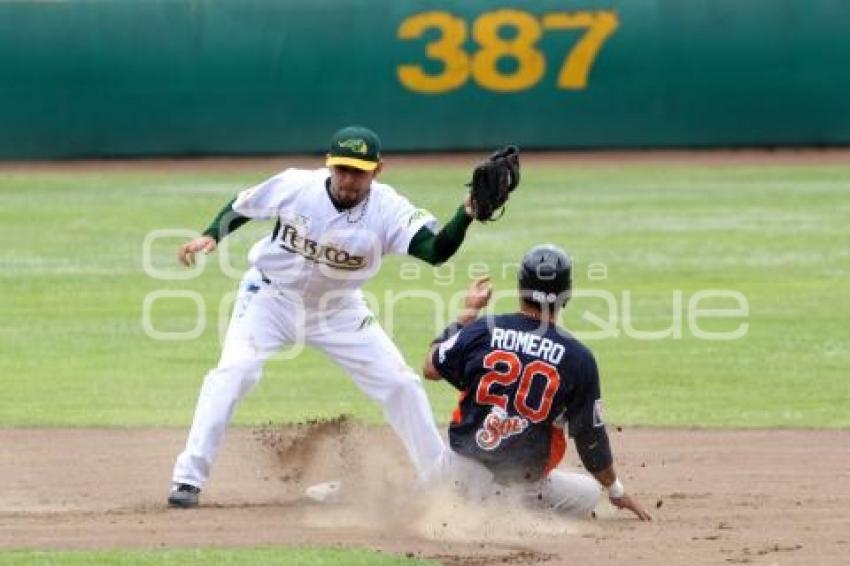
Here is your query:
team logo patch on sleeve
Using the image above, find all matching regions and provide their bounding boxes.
[406,209,429,226]
[593,399,605,427]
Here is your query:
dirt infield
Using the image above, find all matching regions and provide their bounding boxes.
[1,423,847,565]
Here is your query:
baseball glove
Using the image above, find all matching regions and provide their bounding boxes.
[467,145,521,222]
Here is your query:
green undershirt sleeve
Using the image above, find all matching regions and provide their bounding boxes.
[201,197,252,243]
[407,205,473,266]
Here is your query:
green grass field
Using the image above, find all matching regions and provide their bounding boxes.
[1,159,848,564]
[1,161,848,429]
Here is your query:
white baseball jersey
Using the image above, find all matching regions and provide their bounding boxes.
[232,167,437,306]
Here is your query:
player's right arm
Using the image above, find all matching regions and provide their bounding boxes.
[567,351,652,521]
[177,196,250,267]
[177,235,219,267]
[177,170,300,267]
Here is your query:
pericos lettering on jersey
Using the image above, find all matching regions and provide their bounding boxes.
[490,327,565,365]
[279,224,367,270]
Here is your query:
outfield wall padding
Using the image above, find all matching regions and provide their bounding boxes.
[0,0,848,158]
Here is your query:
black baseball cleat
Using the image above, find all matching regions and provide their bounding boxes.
[167,483,201,508]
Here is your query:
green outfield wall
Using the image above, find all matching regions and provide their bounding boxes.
[1,0,848,158]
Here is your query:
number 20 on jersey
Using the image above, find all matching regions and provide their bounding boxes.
[397,9,619,94]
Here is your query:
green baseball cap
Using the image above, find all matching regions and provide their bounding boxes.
[326,125,381,171]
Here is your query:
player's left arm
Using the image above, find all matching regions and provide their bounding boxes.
[406,144,521,264]
[407,196,474,266]
[177,170,300,267]
[568,352,652,521]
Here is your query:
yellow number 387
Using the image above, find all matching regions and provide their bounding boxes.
[397,9,619,94]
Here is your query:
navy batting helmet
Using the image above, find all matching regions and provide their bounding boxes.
[517,244,572,308]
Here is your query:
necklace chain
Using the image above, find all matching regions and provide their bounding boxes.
[347,191,369,223]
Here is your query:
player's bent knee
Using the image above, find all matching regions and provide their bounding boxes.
[373,370,424,405]
[203,363,264,394]
[388,369,424,392]
[542,471,603,518]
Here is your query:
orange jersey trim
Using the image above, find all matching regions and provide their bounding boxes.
[450,390,469,424]
[543,424,567,476]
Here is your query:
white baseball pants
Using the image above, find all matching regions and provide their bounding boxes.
[172,269,445,488]
[432,448,602,517]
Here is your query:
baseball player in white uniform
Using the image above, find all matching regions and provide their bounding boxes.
[168,126,480,507]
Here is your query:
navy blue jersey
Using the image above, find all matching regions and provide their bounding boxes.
[432,313,603,482]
